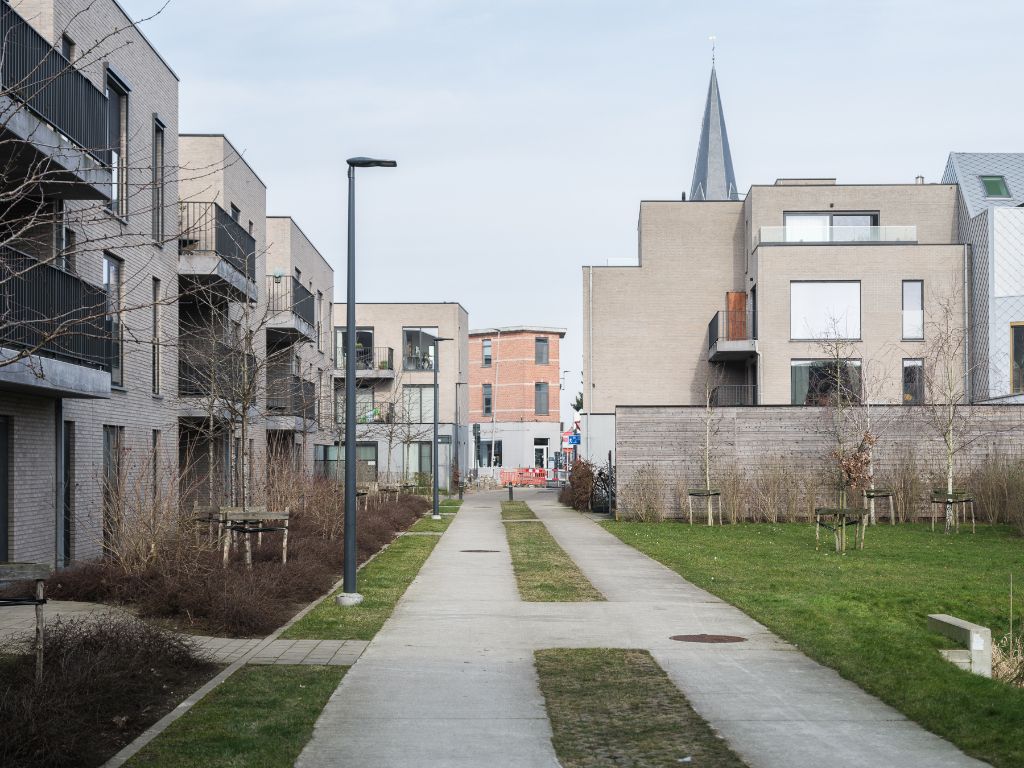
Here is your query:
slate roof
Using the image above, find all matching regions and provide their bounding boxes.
[689,66,739,201]
[943,153,1024,218]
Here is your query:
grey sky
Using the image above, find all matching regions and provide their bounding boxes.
[123,0,1023,422]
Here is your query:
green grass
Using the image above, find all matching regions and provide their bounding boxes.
[282,534,438,640]
[127,665,345,768]
[501,500,537,520]
[535,649,748,768]
[407,515,452,533]
[603,521,1024,768]
[504,503,603,602]
[440,498,463,509]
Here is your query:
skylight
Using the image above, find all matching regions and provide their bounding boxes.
[981,175,1011,198]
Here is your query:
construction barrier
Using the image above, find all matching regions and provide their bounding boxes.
[500,468,548,487]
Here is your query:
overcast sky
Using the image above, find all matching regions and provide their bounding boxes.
[123,0,1023,421]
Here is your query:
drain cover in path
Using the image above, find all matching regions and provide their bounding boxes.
[461,549,500,553]
[670,634,747,644]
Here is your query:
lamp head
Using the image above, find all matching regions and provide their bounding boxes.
[347,157,397,168]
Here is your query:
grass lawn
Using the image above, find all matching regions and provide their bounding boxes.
[535,648,748,768]
[281,534,438,640]
[127,665,345,768]
[408,504,460,533]
[604,521,1024,768]
[501,500,537,520]
[504,502,602,601]
[440,498,463,509]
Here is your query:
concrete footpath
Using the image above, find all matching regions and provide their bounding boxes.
[296,489,988,768]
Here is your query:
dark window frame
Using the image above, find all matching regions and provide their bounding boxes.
[902,358,925,405]
[151,115,165,243]
[902,279,925,341]
[482,338,492,367]
[534,382,549,415]
[482,383,492,416]
[105,71,130,218]
[535,336,549,365]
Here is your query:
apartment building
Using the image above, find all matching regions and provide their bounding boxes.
[468,327,565,470]
[329,303,469,490]
[0,0,180,564]
[265,216,335,471]
[582,65,970,464]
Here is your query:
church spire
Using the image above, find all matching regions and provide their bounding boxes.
[689,62,738,201]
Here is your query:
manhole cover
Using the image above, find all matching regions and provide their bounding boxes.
[670,634,747,644]
[461,549,500,553]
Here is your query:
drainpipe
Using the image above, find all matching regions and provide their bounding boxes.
[963,243,971,401]
[586,266,593,462]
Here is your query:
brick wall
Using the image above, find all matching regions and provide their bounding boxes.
[468,331,561,423]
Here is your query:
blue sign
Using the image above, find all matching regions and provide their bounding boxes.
[568,434,581,445]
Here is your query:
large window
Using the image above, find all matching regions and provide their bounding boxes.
[152,118,165,240]
[102,425,124,554]
[403,384,434,423]
[791,359,862,405]
[981,175,1010,198]
[106,74,128,217]
[482,383,492,415]
[335,327,374,369]
[535,337,549,364]
[784,212,878,242]
[477,439,503,468]
[103,255,123,386]
[902,280,924,340]
[482,339,492,367]
[335,387,376,424]
[1013,323,1024,394]
[535,382,549,415]
[403,327,437,371]
[790,281,860,340]
[405,441,432,479]
[903,359,924,405]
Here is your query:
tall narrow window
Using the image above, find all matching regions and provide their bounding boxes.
[230,204,241,222]
[151,278,161,394]
[1012,323,1024,394]
[482,339,492,367]
[902,359,924,405]
[482,383,492,416]
[535,382,549,415]
[535,337,549,364]
[316,291,324,352]
[60,34,76,62]
[106,74,128,217]
[902,280,924,340]
[151,429,161,499]
[151,118,165,241]
[103,255,123,386]
[102,425,124,556]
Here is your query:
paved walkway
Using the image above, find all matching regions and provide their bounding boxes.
[297,488,988,768]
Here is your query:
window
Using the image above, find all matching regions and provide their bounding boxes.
[314,444,338,478]
[790,281,860,339]
[248,220,254,236]
[482,383,492,416]
[316,291,323,352]
[403,327,437,370]
[482,339,492,367]
[151,278,161,394]
[106,74,128,217]
[534,438,549,469]
[151,429,161,499]
[902,280,924,340]
[790,359,862,405]
[340,442,379,484]
[230,204,241,222]
[60,34,76,61]
[1012,323,1024,394]
[903,359,924,405]
[335,327,374,369]
[405,441,432,479]
[103,255,123,386]
[403,385,434,423]
[535,337,549,364]
[152,118,165,241]
[535,382,549,415]
[784,212,879,242]
[477,440,503,467]
[981,175,1011,198]
[102,425,124,555]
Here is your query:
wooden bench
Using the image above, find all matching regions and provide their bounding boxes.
[928,613,991,677]
[814,508,870,552]
[686,489,721,526]
[219,506,290,567]
[0,562,54,681]
[929,490,975,533]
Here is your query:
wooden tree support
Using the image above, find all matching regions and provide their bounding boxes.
[0,562,53,682]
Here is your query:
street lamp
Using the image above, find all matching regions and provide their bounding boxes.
[432,336,454,520]
[337,156,396,608]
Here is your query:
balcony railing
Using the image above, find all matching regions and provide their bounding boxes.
[334,400,396,425]
[338,346,395,373]
[0,244,110,370]
[708,310,755,350]
[756,225,917,247]
[0,3,107,159]
[709,384,756,407]
[267,372,316,420]
[179,202,257,280]
[178,339,255,398]
[266,275,314,327]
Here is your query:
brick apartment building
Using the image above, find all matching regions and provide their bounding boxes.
[468,327,566,471]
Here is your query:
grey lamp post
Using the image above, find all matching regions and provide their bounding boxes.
[432,337,454,520]
[337,157,396,608]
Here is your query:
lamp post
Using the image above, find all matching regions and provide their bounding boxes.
[432,336,454,520]
[337,157,396,608]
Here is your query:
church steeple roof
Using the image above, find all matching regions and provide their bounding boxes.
[689,65,738,201]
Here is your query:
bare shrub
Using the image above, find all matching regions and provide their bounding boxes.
[880,447,926,523]
[969,452,1024,529]
[993,633,1024,688]
[718,469,749,524]
[749,464,796,523]
[617,463,666,522]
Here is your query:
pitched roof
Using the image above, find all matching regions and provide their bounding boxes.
[943,152,1024,218]
[689,66,739,201]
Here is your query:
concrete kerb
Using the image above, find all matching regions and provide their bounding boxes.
[101,524,426,768]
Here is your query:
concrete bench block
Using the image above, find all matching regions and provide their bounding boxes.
[928,613,991,678]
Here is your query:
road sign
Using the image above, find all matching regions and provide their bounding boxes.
[567,434,580,446]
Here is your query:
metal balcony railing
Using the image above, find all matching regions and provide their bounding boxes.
[709,384,757,407]
[266,275,314,327]
[0,3,107,159]
[267,372,316,420]
[708,310,755,350]
[178,338,255,398]
[756,225,917,247]
[334,400,396,425]
[338,346,394,373]
[0,244,110,370]
[179,202,257,280]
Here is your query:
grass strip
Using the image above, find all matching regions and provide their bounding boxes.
[440,498,463,509]
[535,648,747,768]
[501,500,537,520]
[408,511,457,533]
[603,522,1024,768]
[126,665,345,768]
[282,534,437,640]
[504,503,602,601]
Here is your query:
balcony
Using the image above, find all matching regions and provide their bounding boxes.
[178,339,255,402]
[755,225,917,247]
[709,384,757,407]
[179,202,258,301]
[707,310,757,361]
[334,400,396,426]
[267,371,317,430]
[266,275,315,340]
[0,244,111,398]
[0,3,110,199]
[336,346,396,380]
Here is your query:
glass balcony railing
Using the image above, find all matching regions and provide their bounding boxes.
[756,225,917,247]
